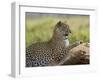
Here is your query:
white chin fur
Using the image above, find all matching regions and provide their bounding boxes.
[64,39,69,47]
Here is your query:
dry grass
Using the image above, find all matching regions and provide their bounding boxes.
[26,15,89,47]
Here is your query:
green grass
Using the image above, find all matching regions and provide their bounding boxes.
[26,16,89,47]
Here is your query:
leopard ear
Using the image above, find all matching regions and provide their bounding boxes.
[57,21,62,25]
[55,21,62,29]
[54,21,62,32]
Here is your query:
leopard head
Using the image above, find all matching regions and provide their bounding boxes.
[54,21,71,40]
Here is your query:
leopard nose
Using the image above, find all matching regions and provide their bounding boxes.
[65,34,68,36]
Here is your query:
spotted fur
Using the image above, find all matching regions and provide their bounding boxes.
[26,21,79,67]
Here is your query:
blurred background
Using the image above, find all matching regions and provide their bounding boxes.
[25,12,89,47]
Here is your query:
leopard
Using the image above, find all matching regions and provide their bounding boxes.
[26,21,81,67]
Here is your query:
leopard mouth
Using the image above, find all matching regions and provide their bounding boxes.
[63,34,69,40]
[63,35,68,40]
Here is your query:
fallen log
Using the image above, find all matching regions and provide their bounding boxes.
[58,43,89,65]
